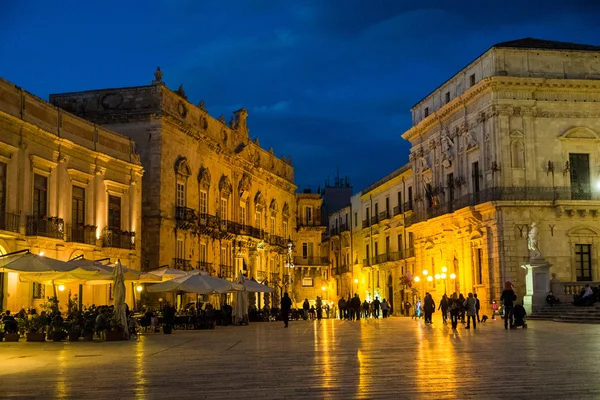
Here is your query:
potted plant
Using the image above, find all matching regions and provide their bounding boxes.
[106,318,125,341]
[3,317,20,342]
[50,314,66,342]
[68,317,83,342]
[25,316,46,342]
[82,314,95,341]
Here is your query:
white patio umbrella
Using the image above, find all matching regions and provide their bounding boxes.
[236,275,274,293]
[18,271,107,285]
[232,272,249,325]
[148,266,189,281]
[112,260,129,339]
[0,252,85,273]
[147,273,235,295]
[68,259,160,284]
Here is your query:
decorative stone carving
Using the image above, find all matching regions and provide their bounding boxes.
[219,114,226,124]
[463,130,477,149]
[528,222,542,260]
[178,101,187,118]
[234,108,249,136]
[100,93,123,110]
[174,156,191,176]
[229,116,236,130]
[153,67,163,83]
[219,175,232,195]
[198,166,211,188]
[176,85,187,100]
[441,134,454,162]
[238,173,251,195]
[198,100,206,111]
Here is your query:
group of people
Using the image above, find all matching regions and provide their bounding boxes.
[301,296,331,320]
[414,292,481,329]
[337,295,390,320]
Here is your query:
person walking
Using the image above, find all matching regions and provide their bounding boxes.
[449,293,460,330]
[458,293,466,323]
[362,300,369,319]
[500,281,517,329]
[464,292,477,329]
[424,293,435,324]
[474,293,481,323]
[281,292,292,328]
[338,297,346,320]
[316,296,323,320]
[302,298,310,320]
[381,299,389,318]
[352,294,362,321]
[373,297,381,319]
[438,294,449,324]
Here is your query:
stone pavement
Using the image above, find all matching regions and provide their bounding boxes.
[1,317,599,399]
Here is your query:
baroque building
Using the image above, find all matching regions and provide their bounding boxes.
[50,69,296,307]
[0,77,143,311]
[403,38,600,314]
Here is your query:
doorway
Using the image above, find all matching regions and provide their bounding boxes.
[569,153,591,200]
[387,274,394,314]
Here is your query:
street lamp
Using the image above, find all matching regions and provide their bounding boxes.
[136,285,143,292]
[354,278,358,294]
[58,284,65,292]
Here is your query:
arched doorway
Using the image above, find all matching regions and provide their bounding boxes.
[387,274,394,315]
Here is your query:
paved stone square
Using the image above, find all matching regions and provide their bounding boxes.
[1,317,599,399]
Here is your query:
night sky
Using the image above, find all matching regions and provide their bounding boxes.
[2,1,600,191]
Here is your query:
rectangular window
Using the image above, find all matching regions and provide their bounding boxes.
[447,173,454,202]
[220,198,228,220]
[270,216,275,235]
[424,107,429,117]
[255,210,262,229]
[199,190,208,215]
[375,203,379,217]
[408,187,413,210]
[176,239,185,260]
[108,195,121,229]
[32,282,45,299]
[472,162,480,194]
[199,242,207,262]
[354,212,357,227]
[302,277,313,287]
[305,206,313,225]
[365,207,370,222]
[408,232,414,249]
[374,242,379,256]
[575,244,592,281]
[240,202,246,225]
[283,220,288,239]
[33,174,48,218]
[0,162,6,212]
[176,182,186,207]
[397,234,403,252]
[397,191,402,212]
[345,213,348,227]
[476,248,483,285]
[385,236,390,254]
[365,244,370,265]
[445,91,450,104]
[221,246,229,266]
[426,183,433,208]
[469,74,476,87]
[72,186,85,225]
[302,243,308,258]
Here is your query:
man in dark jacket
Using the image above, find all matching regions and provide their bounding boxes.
[373,297,381,318]
[352,294,361,320]
[302,298,310,320]
[500,282,517,329]
[281,292,292,328]
[338,297,346,320]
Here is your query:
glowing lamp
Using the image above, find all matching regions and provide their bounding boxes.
[321,286,326,291]
[441,273,447,279]
[434,274,440,280]
[422,269,428,276]
[136,285,143,292]
[427,276,433,282]
[40,252,45,257]
[596,181,600,191]
[414,276,421,282]
[450,273,456,279]
[58,284,65,292]
[441,266,447,273]
[354,278,359,284]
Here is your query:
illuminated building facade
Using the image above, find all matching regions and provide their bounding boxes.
[0,77,143,311]
[51,69,296,308]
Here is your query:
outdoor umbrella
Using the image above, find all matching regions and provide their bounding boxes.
[18,271,107,285]
[232,271,249,325]
[236,275,274,293]
[147,273,235,295]
[0,252,84,273]
[148,267,189,281]
[112,260,129,339]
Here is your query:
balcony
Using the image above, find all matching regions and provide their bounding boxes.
[269,272,280,284]
[362,258,371,267]
[404,247,415,258]
[340,223,349,233]
[66,224,96,245]
[293,256,329,266]
[297,216,324,228]
[393,205,402,216]
[405,186,593,226]
[267,234,286,248]
[175,206,197,228]
[197,260,215,275]
[173,258,192,271]
[101,227,135,250]
[403,201,413,212]
[219,265,235,279]
[379,211,390,221]
[0,211,20,233]
[370,216,379,225]
[26,216,64,239]
[362,219,369,229]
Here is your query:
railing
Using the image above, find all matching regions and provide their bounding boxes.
[297,217,323,227]
[362,219,369,229]
[379,211,390,221]
[176,206,197,224]
[173,258,192,271]
[551,280,600,302]
[66,224,96,245]
[405,186,591,226]
[393,205,401,216]
[371,216,379,225]
[219,265,235,279]
[330,227,339,236]
[404,247,415,258]
[294,256,329,266]
[374,253,388,264]
[197,261,215,274]
[404,201,413,212]
[26,216,64,239]
[339,264,351,274]
[268,234,286,248]
[362,258,370,266]
[0,211,20,233]
[340,223,349,233]
[101,227,135,250]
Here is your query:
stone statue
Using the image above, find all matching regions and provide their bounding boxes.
[441,135,454,160]
[464,130,477,149]
[198,100,206,111]
[230,116,237,130]
[528,222,542,259]
[219,114,226,124]
[418,154,429,172]
[153,66,163,83]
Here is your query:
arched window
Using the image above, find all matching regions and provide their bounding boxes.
[198,167,211,216]
[174,157,191,211]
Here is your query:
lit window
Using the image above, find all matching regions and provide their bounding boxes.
[199,190,208,215]
[176,182,186,207]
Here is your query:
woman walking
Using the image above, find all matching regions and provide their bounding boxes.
[464,292,477,330]
[438,294,449,324]
[449,293,460,330]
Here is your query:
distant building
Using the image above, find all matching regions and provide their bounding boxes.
[0,77,143,311]
[51,69,296,308]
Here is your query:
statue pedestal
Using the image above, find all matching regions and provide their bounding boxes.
[520,258,551,315]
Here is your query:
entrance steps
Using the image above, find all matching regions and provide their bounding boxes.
[530,302,600,324]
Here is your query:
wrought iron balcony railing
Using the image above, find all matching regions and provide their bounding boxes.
[175,206,198,227]
[393,205,402,216]
[0,211,20,233]
[219,265,235,279]
[293,256,329,266]
[379,211,390,221]
[173,258,192,271]
[197,261,215,274]
[371,216,379,225]
[26,216,64,239]
[101,226,135,250]
[404,201,413,212]
[362,219,369,229]
[66,224,96,245]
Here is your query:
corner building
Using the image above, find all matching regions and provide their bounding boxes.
[51,71,296,307]
[403,38,600,313]
[0,78,143,311]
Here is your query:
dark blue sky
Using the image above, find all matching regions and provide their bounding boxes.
[2,1,600,191]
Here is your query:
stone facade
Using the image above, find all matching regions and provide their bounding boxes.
[51,71,297,307]
[0,77,143,312]
[403,39,600,314]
